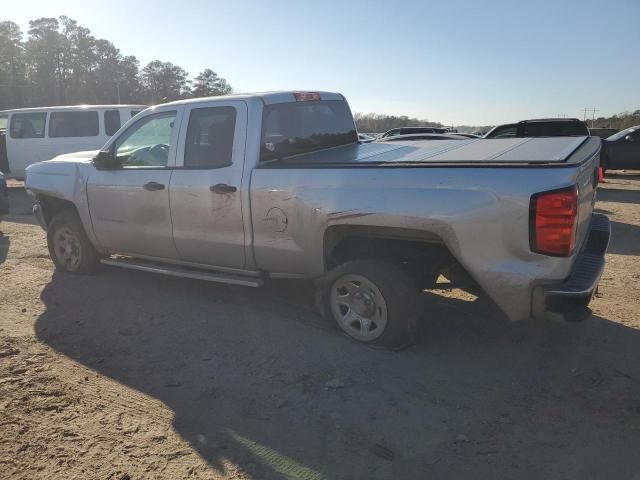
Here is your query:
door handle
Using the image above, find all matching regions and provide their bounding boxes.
[210,184,237,194]
[143,181,165,191]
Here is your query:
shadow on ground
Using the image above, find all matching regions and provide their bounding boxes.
[34,266,640,479]
[606,220,640,255]
[0,232,8,264]
[598,186,640,205]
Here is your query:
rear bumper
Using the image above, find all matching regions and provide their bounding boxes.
[537,214,610,322]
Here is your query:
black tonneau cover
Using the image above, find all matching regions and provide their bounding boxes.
[260,136,600,168]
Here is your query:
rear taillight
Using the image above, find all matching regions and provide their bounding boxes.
[530,186,578,257]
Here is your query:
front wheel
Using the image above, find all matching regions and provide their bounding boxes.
[317,260,419,350]
[47,210,100,274]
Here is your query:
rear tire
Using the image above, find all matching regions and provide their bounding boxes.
[316,260,419,350]
[47,210,100,274]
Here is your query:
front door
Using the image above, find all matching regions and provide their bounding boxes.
[87,108,183,259]
[169,101,247,268]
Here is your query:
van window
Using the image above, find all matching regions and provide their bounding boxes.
[130,110,142,118]
[49,111,99,138]
[10,112,47,139]
[184,107,236,168]
[104,110,121,136]
[0,115,7,131]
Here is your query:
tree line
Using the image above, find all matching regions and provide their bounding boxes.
[0,16,232,110]
[589,110,640,131]
[354,112,443,133]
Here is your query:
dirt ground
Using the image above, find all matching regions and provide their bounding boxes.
[1,173,640,480]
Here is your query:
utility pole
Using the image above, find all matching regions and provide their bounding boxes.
[591,108,599,128]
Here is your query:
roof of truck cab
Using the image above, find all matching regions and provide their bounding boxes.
[0,104,146,114]
[159,91,345,107]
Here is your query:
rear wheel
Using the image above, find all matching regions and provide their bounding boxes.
[47,210,100,274]
[317,260,419,349]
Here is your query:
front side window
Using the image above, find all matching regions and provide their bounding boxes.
[382,129,400,138]
[104,110,121,136]
[488,125,517,138]
[184,107,236,168]
[114,111,176,167]
[260,100,357,161]
[10,112,47,139]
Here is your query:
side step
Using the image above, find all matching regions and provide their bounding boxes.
[100,258,263,287]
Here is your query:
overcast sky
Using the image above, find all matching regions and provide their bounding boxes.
[4,0,640,125]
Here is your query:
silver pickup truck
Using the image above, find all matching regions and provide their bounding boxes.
[25,91,610,349]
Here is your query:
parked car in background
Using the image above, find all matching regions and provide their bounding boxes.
[379,133,470,142]
[0,105,145,178]
[0,172,9,217]
[484,118,590,138]
[589,127,618,139]
[446,132,480,139]
[0,123,7,174]
[25,91,609,349]
[358,133,375,143]
[601,125,640,171]
[379,126,447,138]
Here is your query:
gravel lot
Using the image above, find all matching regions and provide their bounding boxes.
[1,174,639,480]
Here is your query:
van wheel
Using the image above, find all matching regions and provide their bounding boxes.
[47,210,100,274]
[317,260,419,350]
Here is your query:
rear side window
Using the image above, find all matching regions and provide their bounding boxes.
[10,112,47,139]
[49,111,99,138]
[184,107,236,168]
[260,100,357,161]
[104,110,121,136]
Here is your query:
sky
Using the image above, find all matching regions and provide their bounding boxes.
[3,0,640,126]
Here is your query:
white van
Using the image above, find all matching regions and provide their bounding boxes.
[0,105,146,178]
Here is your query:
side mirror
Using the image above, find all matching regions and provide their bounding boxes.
[93,150,119,170]
[625,135,634,142]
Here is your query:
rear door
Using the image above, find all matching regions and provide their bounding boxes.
[169,100,247,268]
[87,107,184,258]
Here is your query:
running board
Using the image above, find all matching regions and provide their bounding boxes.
[100,258,263,287]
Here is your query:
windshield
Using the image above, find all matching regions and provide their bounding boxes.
[606,126,638,141]
[260,100,357,161]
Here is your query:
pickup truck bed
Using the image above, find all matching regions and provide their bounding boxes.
[262,136,597,167]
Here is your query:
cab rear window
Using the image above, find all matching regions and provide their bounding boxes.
[260,100,357,161]
[520,121,588,137]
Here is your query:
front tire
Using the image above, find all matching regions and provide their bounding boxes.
[317,260,419,350]
[47,210,100,274]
